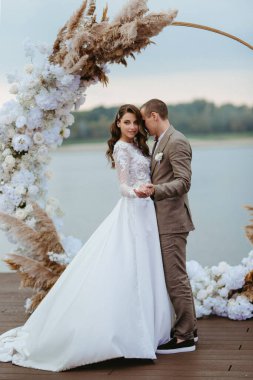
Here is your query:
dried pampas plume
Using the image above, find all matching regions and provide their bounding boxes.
[49,0,178,84]
[228,270,253,303]
[0,200,66,313]
[244,205,253,245]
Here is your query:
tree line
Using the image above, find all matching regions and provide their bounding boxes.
[67,100,253,142]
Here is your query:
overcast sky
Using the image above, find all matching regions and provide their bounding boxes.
[0,0,252,109]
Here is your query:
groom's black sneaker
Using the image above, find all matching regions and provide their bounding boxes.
[170,328,198,343]
[156,337,196,354]
[193,329,198,343]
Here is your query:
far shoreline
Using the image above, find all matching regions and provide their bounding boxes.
[58,136,253,152]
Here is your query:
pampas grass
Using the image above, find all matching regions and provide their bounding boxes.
[245,205,253,245]
[0,200,66,313]
[49,0,178,84]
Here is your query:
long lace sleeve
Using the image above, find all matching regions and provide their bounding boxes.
[113,143,137,198]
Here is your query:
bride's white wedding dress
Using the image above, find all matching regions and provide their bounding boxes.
[0,140,173,372]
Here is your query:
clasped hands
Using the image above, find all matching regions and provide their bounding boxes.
[134,183,155,198]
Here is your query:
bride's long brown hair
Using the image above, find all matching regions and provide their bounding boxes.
[106,104,150,168]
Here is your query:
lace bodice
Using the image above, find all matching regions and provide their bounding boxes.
[113,140,151,198]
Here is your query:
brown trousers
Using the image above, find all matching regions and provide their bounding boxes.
[159,232,197,340]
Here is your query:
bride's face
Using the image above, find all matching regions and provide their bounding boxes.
[118,112,139,142]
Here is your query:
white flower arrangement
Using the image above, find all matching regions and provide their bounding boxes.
[187,250,253,320]
[155,152,163,163]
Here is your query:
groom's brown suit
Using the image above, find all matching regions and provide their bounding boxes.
[151,125,197,341]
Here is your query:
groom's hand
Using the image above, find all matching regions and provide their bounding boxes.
[145,184,155,196]
[134,188,149,198]
[134,184,154,198]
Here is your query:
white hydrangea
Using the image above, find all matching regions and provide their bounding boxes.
[2,184,23,207]
[212,297,228,317]
[227,296,253,320]
[26,107,43,129]
[15,185,26,195]
[0,194,15,213]
[16,115,27,129]
[12,168,35,187]
[28,184,39,195]
[0,100,23,125]
[35,88,59,110]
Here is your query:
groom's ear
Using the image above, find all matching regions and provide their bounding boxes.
[151,112,158,121]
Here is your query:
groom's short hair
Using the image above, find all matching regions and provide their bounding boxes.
[141,99,168,120]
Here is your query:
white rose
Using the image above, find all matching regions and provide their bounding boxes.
[62,128,70,138]
[4,155,16,169]
[9,83,19,94]
[24,64,34,74]
[33,132,44,145]
[65,114,74,126]
[15,208,26,220]
[12,134,32,152]
[2,149,12,158]
[16,115,27,129]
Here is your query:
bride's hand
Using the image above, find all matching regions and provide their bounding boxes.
[134,184,153,198]
[134,188,149,198]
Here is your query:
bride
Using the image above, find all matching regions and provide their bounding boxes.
[0,104,173,372]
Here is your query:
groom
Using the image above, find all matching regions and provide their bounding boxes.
[135,99,197,354]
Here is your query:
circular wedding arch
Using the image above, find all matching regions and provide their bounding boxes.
[0,0,252,319]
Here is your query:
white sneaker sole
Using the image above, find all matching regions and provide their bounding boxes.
[156,345,196,354]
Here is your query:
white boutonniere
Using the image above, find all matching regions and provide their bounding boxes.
[154,152,163,163]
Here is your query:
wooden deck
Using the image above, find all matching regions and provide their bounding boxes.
[0,273,252,380]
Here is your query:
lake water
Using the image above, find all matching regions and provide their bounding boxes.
[0,143,252,271]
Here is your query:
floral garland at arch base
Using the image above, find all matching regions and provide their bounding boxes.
[0,0,252,319]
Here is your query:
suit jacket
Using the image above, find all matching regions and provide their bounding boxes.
[151,125,195,234]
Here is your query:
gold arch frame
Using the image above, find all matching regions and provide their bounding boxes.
[172,21,253,50]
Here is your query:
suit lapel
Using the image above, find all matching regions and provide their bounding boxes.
[151,125,175,176]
